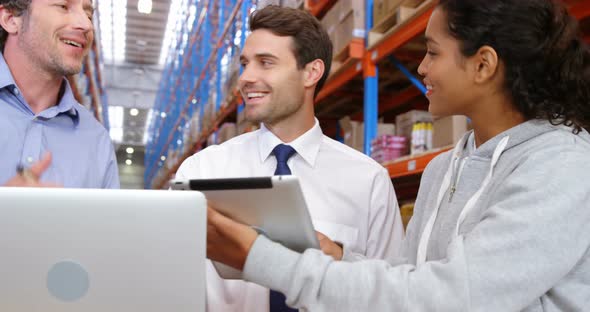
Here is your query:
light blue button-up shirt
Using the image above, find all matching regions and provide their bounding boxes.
[0,54,119,188]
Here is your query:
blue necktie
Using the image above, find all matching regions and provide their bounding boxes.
[272,144,296,175]
[269,144,298,311]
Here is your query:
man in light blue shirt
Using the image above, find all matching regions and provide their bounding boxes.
[0,0,119,188]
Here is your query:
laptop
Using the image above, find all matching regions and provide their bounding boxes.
[0,187,206,312]
[171,176,319,279]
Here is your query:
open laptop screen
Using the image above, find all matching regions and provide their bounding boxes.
[0,187,206,312]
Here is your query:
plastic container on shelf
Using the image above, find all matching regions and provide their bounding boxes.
[371,135,407,163]
[410,121,433,155]
[371,134,407,147]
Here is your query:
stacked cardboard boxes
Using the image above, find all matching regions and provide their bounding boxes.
[334,0,365,57]
[432,115,471,148]
[321,0,365,59]
[321,3,339,52]
[339,116,395,153]
[373,0,426,27]
[370,0,428,48]
[395,110,432,154]
[373,0,404,27]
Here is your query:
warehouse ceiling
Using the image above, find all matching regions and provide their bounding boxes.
[98,0,180,66]
[96,0,186,183]
[96,0,180,151]
[125,0,171,65]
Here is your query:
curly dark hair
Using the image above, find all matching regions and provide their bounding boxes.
[438,0,590,133]
[0,0,31,52]
[250,5,332,98]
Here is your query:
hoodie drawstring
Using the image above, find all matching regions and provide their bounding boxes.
[416,136,510,266]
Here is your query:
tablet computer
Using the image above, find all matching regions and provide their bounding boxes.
[170,175,319,279]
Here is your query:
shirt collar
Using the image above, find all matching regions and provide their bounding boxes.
[0,53,17,89]
[257,118,323,167]
[0,53,80,124]
[55,78,81,124]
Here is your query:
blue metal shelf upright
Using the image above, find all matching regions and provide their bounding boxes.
[363,0,378,155]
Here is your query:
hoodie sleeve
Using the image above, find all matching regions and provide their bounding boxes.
[242,145,590,311]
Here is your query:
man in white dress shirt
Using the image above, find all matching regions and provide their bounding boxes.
[176,5,404,312]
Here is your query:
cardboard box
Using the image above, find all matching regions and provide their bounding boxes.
[395,109,432,141]
[401,0,424,8]
[338,0,364,20]
[321,1,340,52]
[372,0,418,39]
[339,116,395,152]
[339,116,364,152]
[334,0,365,55]
[373,0,388,26]
[389,0,407,10]
[432,115,471,148]
[336,11,365,52]
[373,0,406,27]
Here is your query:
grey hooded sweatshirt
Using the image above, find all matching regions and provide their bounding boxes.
[242,119,590,311]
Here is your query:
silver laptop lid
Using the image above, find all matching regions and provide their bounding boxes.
[0,187,206,312]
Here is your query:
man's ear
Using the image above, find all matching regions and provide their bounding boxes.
[0,5,23,35]
[472,45,500,84]
[303,59,324,89]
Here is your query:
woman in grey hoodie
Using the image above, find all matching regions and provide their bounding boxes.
[207,0,590,311]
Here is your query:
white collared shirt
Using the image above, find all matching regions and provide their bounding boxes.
[176,119,404,312]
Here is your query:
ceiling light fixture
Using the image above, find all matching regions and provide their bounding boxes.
[126,147,135,154]
[125,159,133,166]
[130,108,139,116]
[138,0,152,14]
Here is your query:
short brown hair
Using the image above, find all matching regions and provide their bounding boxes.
[250,5,332,97]
[0,0,31,52]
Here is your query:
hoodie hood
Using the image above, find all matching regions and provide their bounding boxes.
[458,119,590,159]
[414,118,590,266]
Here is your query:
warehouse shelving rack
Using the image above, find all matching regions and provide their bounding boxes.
[145,0,255,188]
[308,0,590,200]
[145,0,590,190]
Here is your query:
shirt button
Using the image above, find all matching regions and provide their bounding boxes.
[27,157,34,163]
[13,87,19,95]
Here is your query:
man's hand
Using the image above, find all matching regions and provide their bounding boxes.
[316,231,343,260]
[4,153,60,187]
[207,206,258,270]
